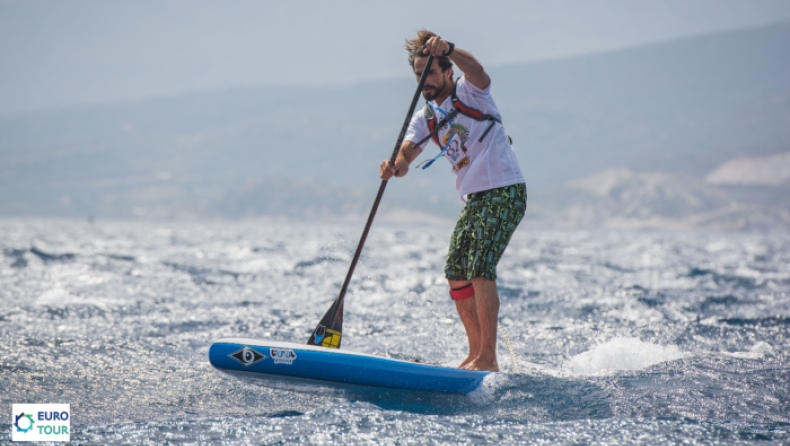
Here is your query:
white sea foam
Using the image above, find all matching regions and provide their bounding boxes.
[466,372,506,406]
[722,341,775,359]
[567,337,687,376]
[36,286,91,306]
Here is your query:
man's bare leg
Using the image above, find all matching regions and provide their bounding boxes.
[461,277,500,372]
[449,279,480,368]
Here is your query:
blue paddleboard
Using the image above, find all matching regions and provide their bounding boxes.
[209,338,489,394]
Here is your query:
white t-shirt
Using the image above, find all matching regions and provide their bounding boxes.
[404,76,525,198]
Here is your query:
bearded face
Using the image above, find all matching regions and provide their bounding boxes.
[422,75,449,101]
[413,56,453,102]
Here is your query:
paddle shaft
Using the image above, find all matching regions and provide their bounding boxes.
[307,55,435,347]
[337,54,436,303]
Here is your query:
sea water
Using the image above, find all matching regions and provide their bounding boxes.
[0,218,787,444]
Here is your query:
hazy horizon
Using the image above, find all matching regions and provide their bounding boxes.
[3,0,790,113]
[1,3,789,231]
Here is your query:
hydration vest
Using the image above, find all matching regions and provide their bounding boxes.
[422,78,505,147]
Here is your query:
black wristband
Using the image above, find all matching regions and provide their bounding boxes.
[443,41,455,57]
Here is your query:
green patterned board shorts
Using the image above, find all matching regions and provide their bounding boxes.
[445,183,527,282]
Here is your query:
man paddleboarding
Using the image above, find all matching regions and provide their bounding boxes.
[380,30,527,372]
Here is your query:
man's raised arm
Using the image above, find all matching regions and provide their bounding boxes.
[423,36,490,90]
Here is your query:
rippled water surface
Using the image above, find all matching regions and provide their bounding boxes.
[1,218,788,444]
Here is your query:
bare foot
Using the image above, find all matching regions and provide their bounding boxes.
[458,355,475,369]
[460,357,499,372]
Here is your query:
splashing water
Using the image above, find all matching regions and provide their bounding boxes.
[566,337,687,376]
[1,218,788,444]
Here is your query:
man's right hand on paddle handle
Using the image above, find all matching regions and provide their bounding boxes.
[380,159,408,180]
[381,141,420,180]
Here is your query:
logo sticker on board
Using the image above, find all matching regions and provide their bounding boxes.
[270,348,297,365]
[229,346,267,367]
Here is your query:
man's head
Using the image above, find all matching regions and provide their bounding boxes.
[405,29,453,101]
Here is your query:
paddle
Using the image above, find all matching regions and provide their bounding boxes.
[306,54,436,349]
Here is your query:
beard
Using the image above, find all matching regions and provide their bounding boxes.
[422,77,448,101]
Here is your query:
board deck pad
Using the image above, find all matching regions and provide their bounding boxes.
[209,338,489,394]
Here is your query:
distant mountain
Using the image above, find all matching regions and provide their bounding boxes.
[1,22,788,230]
[496,21,790,187]
[706,151,790,186]
[528,168,789,231]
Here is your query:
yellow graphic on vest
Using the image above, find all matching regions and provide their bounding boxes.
[320,329,341,348]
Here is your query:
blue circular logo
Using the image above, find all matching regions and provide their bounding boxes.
[14,412,35,433]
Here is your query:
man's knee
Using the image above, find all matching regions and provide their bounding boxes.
[471,277,496,287]
[470,277,498,299]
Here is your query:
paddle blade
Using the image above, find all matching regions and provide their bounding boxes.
[306,299,344,348]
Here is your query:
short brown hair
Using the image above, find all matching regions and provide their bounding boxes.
[404,29,453,71]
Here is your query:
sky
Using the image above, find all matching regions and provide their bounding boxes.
[2,0,790,113]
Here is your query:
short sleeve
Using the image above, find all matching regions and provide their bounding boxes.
[455,76,500,121]
[456,75,491,97]
[404,109,430,150]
